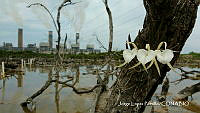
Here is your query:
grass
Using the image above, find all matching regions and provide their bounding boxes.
[0,50,123,60]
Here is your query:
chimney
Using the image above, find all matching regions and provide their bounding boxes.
[18,28,23,48]
[76,33,80,45]
[48,31,53,49]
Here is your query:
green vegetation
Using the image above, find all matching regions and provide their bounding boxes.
[1,50,200,60]
[0,50,123,60]
[0,50,53,58]
[187,52,200,58]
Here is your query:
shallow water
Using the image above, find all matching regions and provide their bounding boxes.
[144,67,200,113]
[0,65,116,113]
[0,65,200,113]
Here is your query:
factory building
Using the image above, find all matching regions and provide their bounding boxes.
[25,43,37,52]
[3,42,13,48]
[69,33,101,54]
[39,42,50,52]
[27,43,36,48]
[86,44,94,51]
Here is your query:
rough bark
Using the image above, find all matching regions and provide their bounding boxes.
[103,0,199,113]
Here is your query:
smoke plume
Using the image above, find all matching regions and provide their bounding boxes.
[30,5,52,29]
[0,0,24,26]
[62,0,90,32]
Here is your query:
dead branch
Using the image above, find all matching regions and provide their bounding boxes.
[27,0,78,63]
[178,68,200,74]
[90,73,105,113]
[21,79,55,106]
[174,82,200,100]
[57,80,102,94]
[170,77,186,84]
[64,33,68,50]
[27,3,58,32]
[103,0,113,52]
[94,34,108,51]
[177,68,200,80]
[157,77,169,102]
[62,33,68,59]
[128,34,134,49]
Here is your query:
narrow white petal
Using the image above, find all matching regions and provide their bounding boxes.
[115,62,127,68]
[154,60,160,76]
[129,62,141,69]
[167,63,180,75]
[157,42,164,50]
[142,64,148,73]
[147,60,154,69]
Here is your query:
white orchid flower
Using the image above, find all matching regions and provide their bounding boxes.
[116,42,138,68]
[155,42,176,72]
[130,44,156,73]
[146,42,165,76]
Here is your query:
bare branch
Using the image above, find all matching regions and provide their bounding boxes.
[174,82,200,100]
[177,68,200,80]
[57,81,102,94]
[27,3,58,32]
[94,34,108,51]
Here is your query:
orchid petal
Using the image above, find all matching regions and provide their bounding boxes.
[156,49,174,64]
[116,49,137,68]
[137,49,156,65]
[123,49,137,63]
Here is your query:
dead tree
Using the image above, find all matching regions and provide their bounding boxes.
[103,0,114,52]
[103,0,199,113]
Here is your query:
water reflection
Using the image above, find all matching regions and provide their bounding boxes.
[1,65,200,113]
[1,79,5,104]
[16,74,23,87]
[0,63,117,113]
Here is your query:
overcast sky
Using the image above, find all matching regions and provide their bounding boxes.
[0,0,199,53]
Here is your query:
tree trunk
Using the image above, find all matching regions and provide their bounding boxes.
[103,0,199,113]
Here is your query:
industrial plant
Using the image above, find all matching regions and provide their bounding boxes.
[0,28,101,54]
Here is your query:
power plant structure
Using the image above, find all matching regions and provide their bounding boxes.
[71,33,80,50]
[0,29,101,54]
[76,33,80,45]
[18,28,23,48]
[48,31,53,49]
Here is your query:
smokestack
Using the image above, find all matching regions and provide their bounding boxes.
[18,28,23,48]
[76,33,80,45]
[48,31,53,49]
